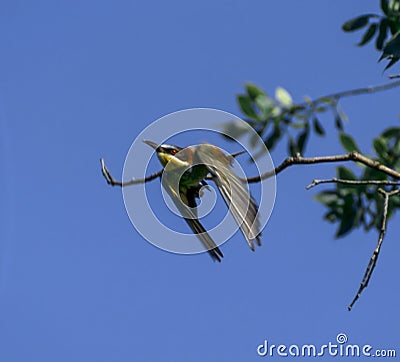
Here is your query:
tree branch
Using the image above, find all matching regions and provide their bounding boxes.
[306,178,400,190]
[100,158,162,187]
[246,152,400,183]
[348,189,400,311]
[304,176,400,309]
[299,79,400,109]
[247,153,400,310]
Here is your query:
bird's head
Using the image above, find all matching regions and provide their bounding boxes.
[143,140,189,169]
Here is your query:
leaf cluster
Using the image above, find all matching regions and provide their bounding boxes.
[315,128,400,237]
[226,83,346,157]
[342,0,400,70]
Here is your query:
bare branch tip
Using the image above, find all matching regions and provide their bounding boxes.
[306,180,317,190]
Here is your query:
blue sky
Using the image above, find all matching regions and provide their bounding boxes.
[1,1,399,361]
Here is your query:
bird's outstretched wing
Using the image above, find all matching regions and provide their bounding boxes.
[194,144,261,251]
[161,175,224,262]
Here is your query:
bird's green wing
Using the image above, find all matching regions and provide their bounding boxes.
[194,144,261,251]
[161,174,224,262]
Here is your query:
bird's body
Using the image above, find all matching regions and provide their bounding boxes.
[143,140,261,262]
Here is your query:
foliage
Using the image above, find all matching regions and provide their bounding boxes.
[227,83,346,158]
[342,0,400,70]
[228,80,400,237]
[222,0,400,309]
[316,128,400,237]
[226,1,400,239]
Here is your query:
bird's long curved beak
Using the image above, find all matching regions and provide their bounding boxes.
[143,139,159,150]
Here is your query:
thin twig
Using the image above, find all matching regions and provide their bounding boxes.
[306,178,400,190]
[348,189,400,311]
[100,158,162,187]
[246,152,400,183]
[299,80,400,109]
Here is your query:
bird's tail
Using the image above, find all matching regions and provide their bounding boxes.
[184,218,224,262]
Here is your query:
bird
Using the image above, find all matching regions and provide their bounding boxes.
[143,140,262,262]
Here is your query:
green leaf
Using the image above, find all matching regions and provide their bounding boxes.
[337,166,357,180]
[376,19,389,50]
[324,210,340,223]
[264,128,282,150]
[290,121,308,129]
[389,0,400,12]
[319,97,333,104]
[314,106,326,113]
[362,166,388,181]
[288,137,298,156]
[335,194,357,237]
[389,194,400,208]
[389,18,400,35]
[373,137,388,157]
[383,56,400,71]
[373,200,384,230]
[237,95,258,120]
[342,14,374,32]
[314,190,339,206]
[296,127,309,155]
[293,113,307,120]
[392,137,400,155]
[275,87,293,107]
[382,126,400,139]
[255,94,274,117]
[358,23,378,46]
[270,106,282,118]
[336,218,353,237]
[246,83,266,100]
[354,203,365,228]
[382,31,400,58]
[334,115,344,131]
[381,0,390,16]
[312,117,325,136]
[339,133,361,153]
